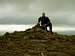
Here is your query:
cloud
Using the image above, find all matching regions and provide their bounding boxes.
[0,0,75,26]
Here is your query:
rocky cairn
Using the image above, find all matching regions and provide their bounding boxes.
[0,24,75,56]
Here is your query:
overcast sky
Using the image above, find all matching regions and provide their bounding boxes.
[0,0,75,26]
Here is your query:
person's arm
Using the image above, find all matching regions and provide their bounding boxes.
[38,17,41,24]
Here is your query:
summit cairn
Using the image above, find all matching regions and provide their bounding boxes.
[0,24,75,56]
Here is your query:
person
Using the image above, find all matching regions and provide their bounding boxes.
[38,12,52,33]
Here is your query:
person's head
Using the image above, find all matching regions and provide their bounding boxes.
[42,12,45,16]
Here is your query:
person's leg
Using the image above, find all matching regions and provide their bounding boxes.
[45,24,48,31]
[49,23,52,33]
[45,26,47,31]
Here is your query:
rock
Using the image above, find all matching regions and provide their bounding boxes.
[0,24,75,56]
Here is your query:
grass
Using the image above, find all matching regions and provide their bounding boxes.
[0,26,75,56]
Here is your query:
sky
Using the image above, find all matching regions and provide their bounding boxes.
[0,0,75,26]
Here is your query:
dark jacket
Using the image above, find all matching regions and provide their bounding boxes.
[38,16,50,25]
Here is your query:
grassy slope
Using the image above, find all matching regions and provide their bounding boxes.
[0,25,75,56]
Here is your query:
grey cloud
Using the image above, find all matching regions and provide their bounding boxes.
[0,0,75,26]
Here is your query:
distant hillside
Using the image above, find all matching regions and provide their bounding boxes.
[0,24,75,56]
[0,18,36,24]
[0,32,6,36]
